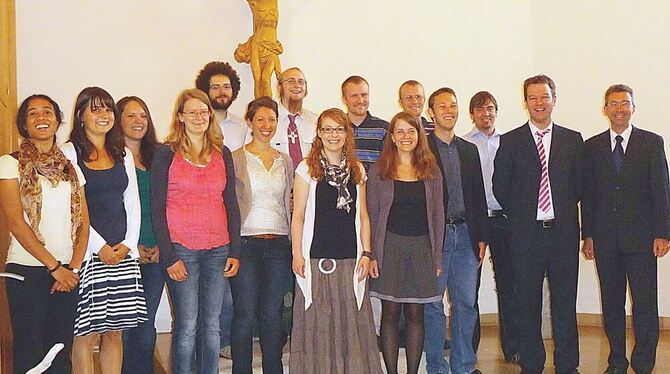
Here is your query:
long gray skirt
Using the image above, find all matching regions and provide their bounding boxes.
[369,231,441,304]
[290,258,383,374]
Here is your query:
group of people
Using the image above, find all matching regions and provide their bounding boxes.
[1,59,668,374]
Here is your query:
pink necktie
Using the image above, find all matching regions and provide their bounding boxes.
[536,129,552,213]
[287,114,303,170]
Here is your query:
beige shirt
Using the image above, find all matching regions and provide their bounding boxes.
[240,150,290,236]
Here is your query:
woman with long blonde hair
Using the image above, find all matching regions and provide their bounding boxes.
[290,108,382,374]
[151,89,240,374]
[367,112,445,374]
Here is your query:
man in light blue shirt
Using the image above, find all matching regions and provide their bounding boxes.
[463,91,521,364]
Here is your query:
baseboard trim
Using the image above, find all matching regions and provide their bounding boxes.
[480,313,670,329]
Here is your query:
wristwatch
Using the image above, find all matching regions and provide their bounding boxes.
[71,268,80,274]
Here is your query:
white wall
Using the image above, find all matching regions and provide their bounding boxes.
[15,1,670,327]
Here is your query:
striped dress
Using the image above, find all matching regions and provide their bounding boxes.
[73,154,147,335]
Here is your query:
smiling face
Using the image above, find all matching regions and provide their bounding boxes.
[279,68,307,103]
[429,92,459,132]
[471,99,497,132]
[604,91,635,129]
[24,97,59,143]
[399,83,425,119]
[120,100,148,141]
[178,98,211,138]
[342,81,369,117]
[318,117,347,154]
[81,100,115,138]
[525,83,555,127]
[248,106,278,144]
[391,119,419,154]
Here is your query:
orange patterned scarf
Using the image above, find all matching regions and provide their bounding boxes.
[18,140,83,246]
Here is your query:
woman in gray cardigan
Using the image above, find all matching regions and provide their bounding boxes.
[229,97,294,373]
[367,112,445,374]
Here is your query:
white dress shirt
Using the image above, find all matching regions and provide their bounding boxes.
[529,121,555,220]
[215,110,249,151]
[463,127,503,211]
[271,104,317,158]
[609,124,633,153]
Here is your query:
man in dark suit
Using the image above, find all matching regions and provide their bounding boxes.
[493,75,583,374]
[424,87,488,374]
[581,84,670,374]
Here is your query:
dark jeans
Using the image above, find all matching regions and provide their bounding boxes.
[230,236,292,374]
[6,263,78,374]
[122,262,166,374]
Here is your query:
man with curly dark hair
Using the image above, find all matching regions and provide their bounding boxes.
[195,61,248,152]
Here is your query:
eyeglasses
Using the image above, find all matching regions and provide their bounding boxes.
[401,94,424,102]
[282,78,307,86]
[182,110,210,118]
[606,101,633,109]
[320,127,346,134]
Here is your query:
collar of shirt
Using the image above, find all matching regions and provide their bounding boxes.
[215,110,242,126]
[609,124,633,153]
[279,103,302,119]
[465,126,502,141]
[528,121,553,136]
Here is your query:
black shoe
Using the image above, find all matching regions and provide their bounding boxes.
[468,370,482,374]
[604,367,626,374]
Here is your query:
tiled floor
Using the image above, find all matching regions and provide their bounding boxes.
[152,325,670,373]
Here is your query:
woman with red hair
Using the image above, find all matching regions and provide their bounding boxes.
[290,108,382,374]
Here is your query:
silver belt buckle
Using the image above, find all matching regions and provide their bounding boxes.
[317,259,337,274]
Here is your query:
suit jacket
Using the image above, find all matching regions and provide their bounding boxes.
[581,126,670,252]
[427,134,488,254]
[493,123,583,253]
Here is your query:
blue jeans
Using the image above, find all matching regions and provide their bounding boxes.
[230,236,292,374]
[219,277,233,347]
[122,262,166,374]
[425,222,479,374]
[167,244,229,374]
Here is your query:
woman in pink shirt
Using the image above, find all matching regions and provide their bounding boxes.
[151,89,241,374]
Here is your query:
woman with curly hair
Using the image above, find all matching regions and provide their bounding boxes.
[0,94,89,373]
[290,108,382,374]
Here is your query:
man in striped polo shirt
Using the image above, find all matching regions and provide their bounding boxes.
[341,75,389,171]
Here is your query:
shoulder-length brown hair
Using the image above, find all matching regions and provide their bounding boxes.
[377,112,436,180]
[116,96,159,168]
[305,108,362,184]
[69,87,125,163]
[164,89,223,162]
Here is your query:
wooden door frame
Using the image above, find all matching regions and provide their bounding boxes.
[0,0,18,373]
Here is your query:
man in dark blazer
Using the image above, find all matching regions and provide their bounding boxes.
[493,75,583,374]
[424,87,488,374]
[581,84,670,374]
